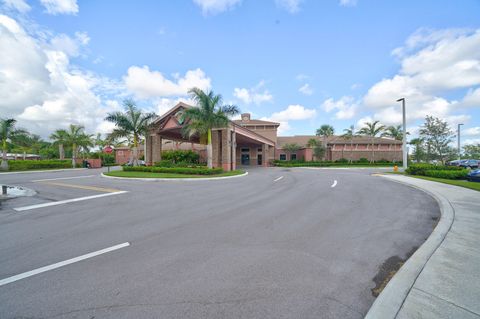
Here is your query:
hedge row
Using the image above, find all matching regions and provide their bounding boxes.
[423,169,469,180]
[405,164,464,176]
[123,166,223,175]
[7,160,72,171]
[273,160,398,167]
[154,160,206,168]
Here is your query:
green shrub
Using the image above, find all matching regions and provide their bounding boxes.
[358,158,369,163]
[335,158,349,163]
[8,160,72,171]
[272,160,396,167]
[161,150,199,164]
[423,169,469,180]
[406,164,463,176]
[123,165,222,175]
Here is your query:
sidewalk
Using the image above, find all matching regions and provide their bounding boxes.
[365,175,480,319]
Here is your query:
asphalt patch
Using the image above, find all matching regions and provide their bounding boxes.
[371,246,418,297]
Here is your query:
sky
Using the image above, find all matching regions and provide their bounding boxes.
[1,0,480,146]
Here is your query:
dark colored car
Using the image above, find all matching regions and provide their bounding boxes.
[459,159,480,169]
[467,169,480,182]
[447,159,462,166]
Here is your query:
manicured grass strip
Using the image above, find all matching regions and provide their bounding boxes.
[386,172,480,192]
[105,170,245,179]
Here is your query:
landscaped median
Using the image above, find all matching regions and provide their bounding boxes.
[389,163,480,192]
[4,159,73,171]
[103,165,246,179]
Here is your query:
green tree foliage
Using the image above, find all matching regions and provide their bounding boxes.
[358,120,386,163]
[419,116,454,164]
[181,88,240,169]
[463,143,480,159]
[1,118,28,170]
[105,99,157,166]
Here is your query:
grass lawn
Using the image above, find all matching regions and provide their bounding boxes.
[105,169,245,179]
[386,172,480,192]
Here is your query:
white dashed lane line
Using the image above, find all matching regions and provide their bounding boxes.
[331,180,338,188]
[274,176,284,182]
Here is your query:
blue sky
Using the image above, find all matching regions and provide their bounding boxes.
[1,0,480,145]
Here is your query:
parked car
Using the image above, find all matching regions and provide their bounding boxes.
[447,159,462,166]
[467,169,480,182]
[459,159,480,169]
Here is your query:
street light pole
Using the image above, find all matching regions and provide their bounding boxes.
[397,98,407,170]
[458,123,464,160]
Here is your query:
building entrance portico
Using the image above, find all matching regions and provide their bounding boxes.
[145,103,276,171]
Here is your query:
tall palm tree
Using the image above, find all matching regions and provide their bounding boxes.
[1,118,28,170]
[306,138,319,161]
[105,99,157,166]
[341,125,356,163]
[63,125,92,167]
[181,88,240,169]
[316,124,335,160]
[382,125,406,162]
[50,129,68,160]
[358,120,386,163]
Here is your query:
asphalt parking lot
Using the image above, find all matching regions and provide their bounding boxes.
[0,167,439,319]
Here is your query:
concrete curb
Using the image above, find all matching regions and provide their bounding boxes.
[0,168,88,175]
[364,174,455,319]
[299,167,395,170]
[100,171,248,182]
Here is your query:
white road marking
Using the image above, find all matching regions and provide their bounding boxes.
[331,180,338,188]
[32,175,96,182]
[13,191,128,212]
[274,176,284,182]
[0,242,130,287]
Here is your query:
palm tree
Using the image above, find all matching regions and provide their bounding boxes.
[306,138,319,161]
[1,118,28,170]
[181,88,240,169]
[358,121,386,163]
[63,125,93,167]
[341,125,356,163]
[50,129,68,160]
[382,125,407,162]
[316,124,335,160]
[105,99,157,166]
[409,138,425,163]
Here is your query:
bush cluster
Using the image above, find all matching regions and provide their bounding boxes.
[161,150,200,164]
[406,164,467,180]
[123,166,223,175]
[90,152,115,165]
[273,160,399,167]
[7,160,71,171]
[154,160,206,168]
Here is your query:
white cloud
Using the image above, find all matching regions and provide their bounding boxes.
[49,31,90,57]
[322,96,358,120]
[363,28,480,129]
[463,127,480,137]
[0,14,122,138]
[40,0,78,15]
[263,104,316,134]
[124,66,211,99]
[154,97,195,116]
[233,81,273,105]
[192,0,241,15]
[275,0,302,13]
[299,83,313,95]
[2,0,31,12]
[339,0,357,7]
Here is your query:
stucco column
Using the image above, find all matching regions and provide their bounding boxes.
[152,134,162,164]
[145,135,153,165]
[231,130,236,170]
[221,128,232,171]
[262,144,268,167]
[211,130,221,168]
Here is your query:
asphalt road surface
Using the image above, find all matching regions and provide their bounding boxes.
[0,167,439,319]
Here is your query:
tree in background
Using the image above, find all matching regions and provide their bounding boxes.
[463,143,480,159]
[419,116,454,164]
[105,99,157,166]
[181,88,240,169]
[306,138,324,161]
[316,124,335,160]
[409,138,426,163]
[50,129,68,159]
[1,118,28,170]
[64,125,94,167]
[341,125,356,163]
[282,143,302,160]
[382,125,408,162]
[358,121,386,163]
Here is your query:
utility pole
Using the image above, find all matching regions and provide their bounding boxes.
[458,123,463,160]
[397,98,407,170]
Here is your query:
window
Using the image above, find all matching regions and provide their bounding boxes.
[290,154,297,160]
[117,151,124,156]
[241,147,249,153]
[280,154,286,161]
[257,148,262,152]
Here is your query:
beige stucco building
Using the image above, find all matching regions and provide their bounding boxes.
[135,103,403,169]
